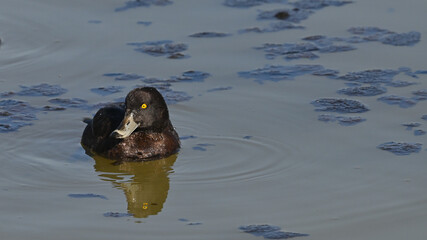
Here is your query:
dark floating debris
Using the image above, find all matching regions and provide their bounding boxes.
[168,53,187,59]
[178,218,202,225]
[258,9,313,23]
[224,0,287,8]
[239,0,352,32]
[68,193,108,200]
[239,224,309,239]
[386,80,416,88]
[187,222,202,226]
[240,224,280,235]
[412,89,427,100]
[274,11,290,20]
[317,44,356,53]
[115,0,172,12]
[284,52,318,60]
[318,114,366,126]
[103,73,126,77]
[256,42,318,60]
[291,0,353,9]
[338,69,400,84]
[1,83,67,97]
[337,85,386,96]
[399,67,419,78]
[192,143,215,152]
[379,31,421,46]
[103,212,133,217]
[345,82,362,87]
[312,69,339,76]
[0,92,15,98]
[335,68,426,107]
[90,86,124,96]
[311,98,369,113]
[259,26,421,59]
[0,99,37,132]
[347,26,393,38]
[377,142,422,155]
[348,27,421,46]
[0,100,38,121]
[192,146,206,152]
[401,122,421,130]
[415,70,427,75]
[189,32,231,38]
[377,95,418,108]
[238,64,330,83]
[0,121,32,133]
[137,21,152,26]
[139,71,210,84]
[42,106,66,111]
[103,70,210,104]
[103,73,144,81]
[255,40,355,60]
[48,98,90,109]
[160,89,192,104]
[180,135,197,140]
[127,40,188,59]
[207,86,232,92]
[168,70,211,83]
[240,22,304,34]
[414,130,426,136]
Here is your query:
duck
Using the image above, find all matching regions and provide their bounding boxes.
[81,87,180,161]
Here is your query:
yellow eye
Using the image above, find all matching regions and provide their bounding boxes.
[141,103,147,109]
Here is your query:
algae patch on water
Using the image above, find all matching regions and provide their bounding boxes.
[377,142,422,156]
[68,193,108,200]
[127,40,189,59]
[337,85,387,96]
[0,99,37,132]
[90,86,125,96]
[318,114,366,126]
[377,95,418,108]
[254,27,421,59]
[223,0,288,8]
[102,70,210,104]
[239,224,309,239]
[103,212,133,217]
[1,83,67,98]
[311,98,369,113]
[115,0,172,12]
[189,32,231,38]
[238,64,332,83]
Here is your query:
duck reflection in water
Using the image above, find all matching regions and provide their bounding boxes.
[92,154,177,218]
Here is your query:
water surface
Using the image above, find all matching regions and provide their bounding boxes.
[1,0,427,239]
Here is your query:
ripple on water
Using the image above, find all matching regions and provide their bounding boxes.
[0,14,64,70]
[173,135,296,184]
[0,121,93,188]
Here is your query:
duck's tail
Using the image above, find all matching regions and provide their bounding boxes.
[82,117,92,124]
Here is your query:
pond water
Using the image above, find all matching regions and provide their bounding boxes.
[1,0,426,239]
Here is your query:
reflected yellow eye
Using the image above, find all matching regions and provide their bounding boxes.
[141,103,147,109]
